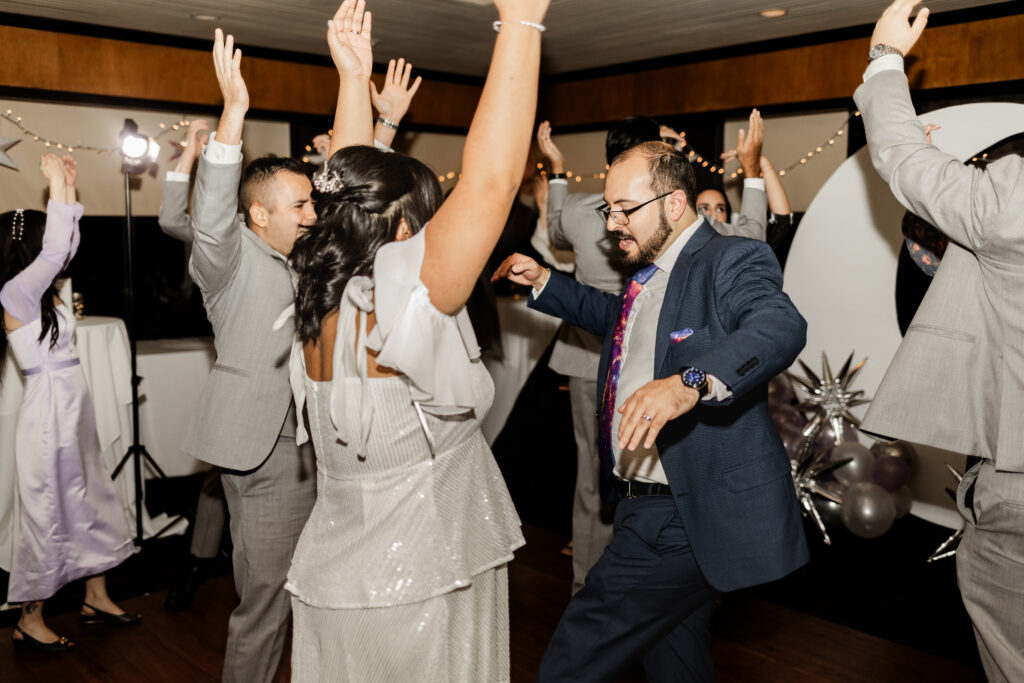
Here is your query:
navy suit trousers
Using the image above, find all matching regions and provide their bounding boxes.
[537,496,717,682]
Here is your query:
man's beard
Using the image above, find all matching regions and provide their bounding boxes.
[612,207,673,267]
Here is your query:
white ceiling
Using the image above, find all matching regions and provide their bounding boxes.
[0,0,1009,76]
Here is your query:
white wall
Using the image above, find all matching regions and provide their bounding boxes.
[723,109,851,213]
[0,98,290,215]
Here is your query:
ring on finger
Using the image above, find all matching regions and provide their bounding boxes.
[642,414,652,422]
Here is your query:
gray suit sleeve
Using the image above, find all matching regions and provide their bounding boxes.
[189,154,243,295]
[854,69,1024,257]
[158,178,193,243]
[546,180,574,250]
[727,184,767,241]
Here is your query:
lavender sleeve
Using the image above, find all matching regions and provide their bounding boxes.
[0,200,84,324]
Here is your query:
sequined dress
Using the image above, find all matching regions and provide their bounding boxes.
[1,201,133,602]
[280,228,524,682]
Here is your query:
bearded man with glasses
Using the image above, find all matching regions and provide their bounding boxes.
[494,141,808,680]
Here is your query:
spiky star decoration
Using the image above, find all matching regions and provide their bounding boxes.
[791,445,852,545]
[927,464,965,562]
[785,352,872,542]
[787,352,871,446]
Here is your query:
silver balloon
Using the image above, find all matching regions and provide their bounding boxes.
[840,482,896,538]
[890,485,913,519]
[870,440,918,475]
[831,441,875,486]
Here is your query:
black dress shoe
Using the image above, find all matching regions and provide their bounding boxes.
[164,555,212,613]
[80,602,142,627]
[12,625,75,652]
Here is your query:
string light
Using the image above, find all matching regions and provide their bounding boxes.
[0,107,193,156]
[433,110,866,188]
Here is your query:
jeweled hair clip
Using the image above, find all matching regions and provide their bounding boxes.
[10,209,25,242]
[313,162,344,194]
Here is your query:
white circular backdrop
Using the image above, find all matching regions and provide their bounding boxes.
[783,101,1024,529]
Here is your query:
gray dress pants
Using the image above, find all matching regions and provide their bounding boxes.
[957,459,1024,683]
[569,376,613,594]
[220,435,316,683]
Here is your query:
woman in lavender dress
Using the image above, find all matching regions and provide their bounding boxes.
[1,154,137,652]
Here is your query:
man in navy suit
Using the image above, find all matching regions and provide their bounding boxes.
[495,141,809,681]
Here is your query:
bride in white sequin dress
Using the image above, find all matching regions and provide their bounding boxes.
[278,1,548,680]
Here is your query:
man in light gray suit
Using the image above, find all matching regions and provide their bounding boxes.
[856,2,1024,680]
[535,114,769,593]
[183,31,316,683]
[157,119,232,613]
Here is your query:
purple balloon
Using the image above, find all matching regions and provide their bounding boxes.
[813,419,860,451]
[873,455,912,491]
[771,404,806,432]
[778,422,806,461]
[768,374,795,407]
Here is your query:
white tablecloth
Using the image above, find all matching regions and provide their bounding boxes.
[137,337,215,477]
[0,317,188,573]
[481,296,561,444]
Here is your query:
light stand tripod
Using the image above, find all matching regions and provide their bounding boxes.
[110,119,191,546]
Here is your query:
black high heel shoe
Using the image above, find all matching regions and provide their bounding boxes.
[12,625,75,652]
[80,602,142,627]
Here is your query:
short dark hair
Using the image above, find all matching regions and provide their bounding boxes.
[290,145,443,343]
[239,156,307,217]
[620,141,698,210]
[605,116,662,166]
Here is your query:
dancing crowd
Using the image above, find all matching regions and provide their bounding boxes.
[3,0,1023,681]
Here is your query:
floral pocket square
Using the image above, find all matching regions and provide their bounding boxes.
[669,328,694,345]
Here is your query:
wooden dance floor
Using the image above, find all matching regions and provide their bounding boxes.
[0,525,978,682]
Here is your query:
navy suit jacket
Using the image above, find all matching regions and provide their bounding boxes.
[529,220,810,592]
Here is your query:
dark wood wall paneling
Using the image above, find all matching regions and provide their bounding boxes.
[0,10,1022,131]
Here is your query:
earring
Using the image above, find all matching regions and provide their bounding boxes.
[11,209,25,242]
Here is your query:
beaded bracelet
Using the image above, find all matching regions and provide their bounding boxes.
[492,19,546,33]
[377,116,399,130]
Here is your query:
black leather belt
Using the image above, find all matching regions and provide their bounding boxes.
[613,478,672,498]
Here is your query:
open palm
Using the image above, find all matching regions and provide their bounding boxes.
[328,0,373,79]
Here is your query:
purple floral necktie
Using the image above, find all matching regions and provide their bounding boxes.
[598,263,659,477]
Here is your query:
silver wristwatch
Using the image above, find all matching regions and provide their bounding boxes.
[868,43,904,63]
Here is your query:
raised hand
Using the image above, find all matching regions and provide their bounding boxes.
[370,58,422,124]
[660,125,687,151]
[212,28,249,113]
[312,134,331,157]
[735,108,764,178]
[328,0,373,79]
[40,153,64,183]
[60,156,78,188]
[536,121,565,171]
[871,0,929,56]
[184,119,210,158]
[924,123,941,144]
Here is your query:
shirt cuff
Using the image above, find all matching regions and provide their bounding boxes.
[548,178,569,185]
[165,171,190,183]
[203,131,243,165]
[743,178,765,191]
[863,54,904,82]
[373,139,394,153]
[703,374,732,402]
[531,272,551,299]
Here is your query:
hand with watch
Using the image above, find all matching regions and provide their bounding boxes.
[868,0,930,61]
[614,366,711,452]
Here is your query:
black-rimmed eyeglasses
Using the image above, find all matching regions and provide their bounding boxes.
[595,192,673,226]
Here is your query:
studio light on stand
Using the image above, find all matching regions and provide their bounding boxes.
[111,118,189,546]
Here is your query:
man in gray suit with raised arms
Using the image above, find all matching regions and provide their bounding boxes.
[183,30,316,683]
[857,2,1024,680]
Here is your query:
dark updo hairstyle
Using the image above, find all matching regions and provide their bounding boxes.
[0,209,59,375]
[605,116,662,166]
[291,145,442,343]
